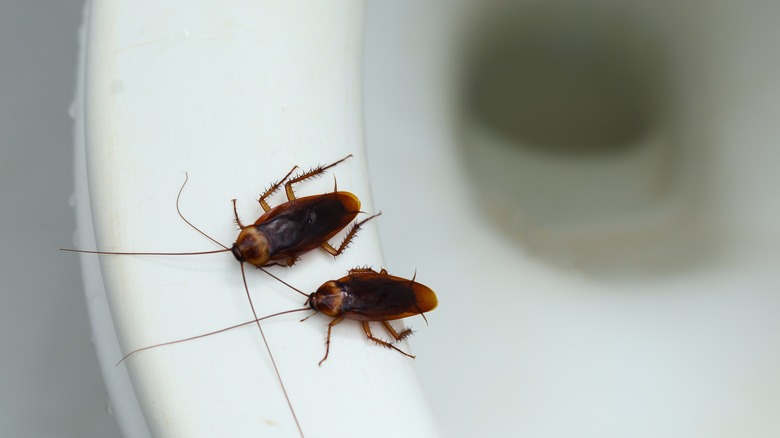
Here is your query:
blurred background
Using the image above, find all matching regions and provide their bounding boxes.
[3,1,780,437]
[366,1,780,437]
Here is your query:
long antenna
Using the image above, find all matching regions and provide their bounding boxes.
[59,248,229,256]
[61,173,232,256]
[68,171,306,435]
[240,264,305,437]
[116,306,310,364]
[176,172,229,250]
[259,268,309,298]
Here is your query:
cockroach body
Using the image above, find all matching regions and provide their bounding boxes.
[310,268,437,322]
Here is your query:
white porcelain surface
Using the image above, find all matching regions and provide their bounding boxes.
[75,1,437,436]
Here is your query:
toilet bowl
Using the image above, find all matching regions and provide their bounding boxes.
[365,1,780,436]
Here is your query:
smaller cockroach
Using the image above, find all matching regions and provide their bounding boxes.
[119,268,438,366]
[300,267,438,365]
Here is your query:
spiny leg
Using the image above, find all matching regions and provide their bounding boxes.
[347,267,389,276]
[320,212,382,257]
[348,267,379,276]
[381,321,414,343]
[319,316,345,366]
[258,165,299,212]
[362,321,415,359]
[285,154,353,201]
[239,264,305,436]
[231,199,245,229]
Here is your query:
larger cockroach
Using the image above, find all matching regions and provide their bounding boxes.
[121,267,439,366]
[63,155,378,437]
[230,155,380,268]
[64,155,378,266]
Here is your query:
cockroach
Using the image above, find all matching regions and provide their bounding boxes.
[64,155,378,266]
[296,267,439,365]
[62,155,378,437]
[120,267,439,366]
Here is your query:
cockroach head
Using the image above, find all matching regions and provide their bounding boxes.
[231,227,271,267]
[308,282,343,317]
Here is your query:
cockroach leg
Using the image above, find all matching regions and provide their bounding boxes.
[397,329,414,342]
[285,155,353,201]
[348,267,379,275]
[231,199,245,229]
[381,321,414,342]
[362,321,416,359]
[320,212,382,257]
[257,165,299,212]
[300,312,317,323]
[320,316,345,366]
